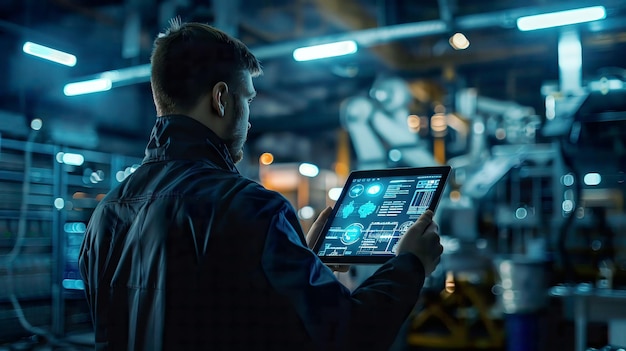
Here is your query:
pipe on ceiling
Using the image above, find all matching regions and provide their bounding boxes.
[52,0,119,26]
[212,0,240,37]
[68,0,626,87]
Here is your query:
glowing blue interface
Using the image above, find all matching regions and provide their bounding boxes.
[318,174,441,257]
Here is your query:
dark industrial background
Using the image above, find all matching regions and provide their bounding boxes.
[1,0,626,350]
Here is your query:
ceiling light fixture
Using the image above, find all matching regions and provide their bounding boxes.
[22,41,77,67]
[516,6,606,31]
[293,40,358,61]
[57,152,85,166]
[63,78,112,96]
[449,33,470,50]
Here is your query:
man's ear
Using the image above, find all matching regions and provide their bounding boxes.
[211,82,229,117]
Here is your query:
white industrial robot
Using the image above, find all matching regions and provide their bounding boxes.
[340,75,438,170]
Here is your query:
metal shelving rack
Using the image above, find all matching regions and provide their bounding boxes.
[0,134,141,341]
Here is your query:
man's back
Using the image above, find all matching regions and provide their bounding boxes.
[79,117,316,350]
[80,20,442,351]
[80,116,428,351]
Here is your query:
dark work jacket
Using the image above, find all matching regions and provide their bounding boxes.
[79,115,426,351]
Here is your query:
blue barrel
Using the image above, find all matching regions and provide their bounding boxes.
[505,313,540,351]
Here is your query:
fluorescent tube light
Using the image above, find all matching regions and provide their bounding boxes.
[517,6,606,31]
[63,78,112,96]
[59,152,85,166]
[22,41,77,67]
[64,222,86,233]
[99,64,151,85]
[62,279,85,290]
[293,40,358,61]
[583,173,601,186]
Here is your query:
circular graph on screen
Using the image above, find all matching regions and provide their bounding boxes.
[348,184,365,198]
[366,183,384,196]
[341,223,364,245]
[399,221,414,234]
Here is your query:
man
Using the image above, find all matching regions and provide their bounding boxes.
[79,19,443,351]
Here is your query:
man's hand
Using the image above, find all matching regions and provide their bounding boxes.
[396,210,443,276]
[306,206,332,248]
[306,206,350,273]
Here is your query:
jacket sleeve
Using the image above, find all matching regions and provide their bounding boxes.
[261,204,425,351]
[78,231,91,311]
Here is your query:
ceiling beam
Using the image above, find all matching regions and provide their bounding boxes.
[62,1,626,87]
[212,0,240,37]
[51,0,119,27]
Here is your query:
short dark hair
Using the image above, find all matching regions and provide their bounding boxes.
[150,19,262,115]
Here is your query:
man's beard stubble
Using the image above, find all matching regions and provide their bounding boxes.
[227,103,247,164]
[230,145,245,164]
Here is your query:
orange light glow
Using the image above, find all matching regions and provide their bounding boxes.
[259,152,274,165]
[334,162,350,177]
[450,190,461,202]
[445,271,456,293]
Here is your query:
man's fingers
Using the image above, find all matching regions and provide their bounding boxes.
[318,206,333,220]
[422,225,438,237]
[421,210,434,222]
[422,226,442,246]
[330,265,350,273]
[306,206,332,248]
[410,210,434,235]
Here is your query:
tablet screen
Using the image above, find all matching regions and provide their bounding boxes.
[313,166,451,265]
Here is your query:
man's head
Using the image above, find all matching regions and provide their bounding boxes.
[150,19,262,163]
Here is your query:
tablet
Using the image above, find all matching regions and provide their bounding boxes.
[312,166,451,265]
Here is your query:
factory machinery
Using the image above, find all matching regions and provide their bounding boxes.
[0,134,141,347]
[0,76,625,350]
[338,73,626,351]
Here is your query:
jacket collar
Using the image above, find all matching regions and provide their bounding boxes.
[142,115,238,173]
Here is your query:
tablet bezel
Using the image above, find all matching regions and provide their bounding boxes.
[312,166,451,265]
